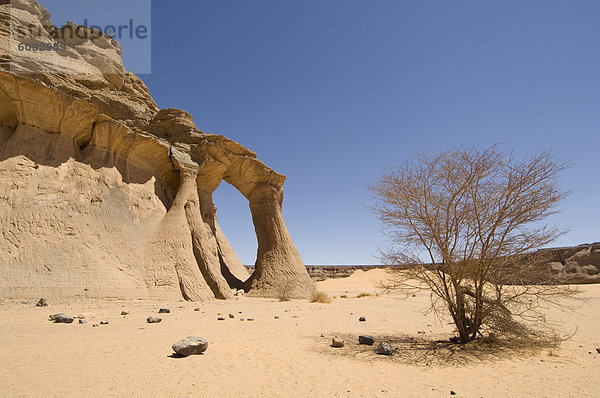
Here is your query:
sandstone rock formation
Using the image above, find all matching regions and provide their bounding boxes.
[538,243,600,284]
[0,0,313,300]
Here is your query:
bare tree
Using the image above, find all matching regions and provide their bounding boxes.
[369,145,577,343]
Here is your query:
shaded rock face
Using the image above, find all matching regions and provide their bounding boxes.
[538,243,600,284]
[0,0,313,300]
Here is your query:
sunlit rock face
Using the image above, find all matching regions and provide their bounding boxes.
[0,0,313,300]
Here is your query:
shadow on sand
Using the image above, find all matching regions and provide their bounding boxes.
[313,333,558,366]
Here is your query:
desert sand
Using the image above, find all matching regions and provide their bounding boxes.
[1,269,599,398]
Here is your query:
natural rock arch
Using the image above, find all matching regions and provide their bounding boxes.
[0,0,313,300]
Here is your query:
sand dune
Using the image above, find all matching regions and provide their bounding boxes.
[1,269,599,397]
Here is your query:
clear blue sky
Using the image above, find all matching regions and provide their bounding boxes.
[41,0,600,265]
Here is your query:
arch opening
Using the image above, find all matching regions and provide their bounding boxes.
[212,180,256,289]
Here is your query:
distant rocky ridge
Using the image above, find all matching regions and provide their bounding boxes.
[0,0,313,300]
[275,243,600,284]
[535,242,600,284]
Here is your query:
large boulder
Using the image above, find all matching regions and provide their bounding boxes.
[172,336,208,357]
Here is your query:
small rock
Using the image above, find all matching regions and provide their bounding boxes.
[147,317,162,323]
[158,308,170,314]
[359,317,366,322]
[50,313,74,323]
[172,336,208,357]
[99,320,109,325]
[595,348,600,354]
[417,330,426,335]
[411,294,417,297]
[320,334,325,337]
[331,338,344,348]
[376,342,393,355]
[274,316,280,319]
[247,318,254,321]
[450,391,456,396]
[49,313,65,322]
[228,313,235,319]
[240,318,245,321]
[359,335,375,345]
[79,319,87,324]
[217,317,225,321]
[35,298,48,307]
[121,311,129,316]
[92,324,99,327]
[194,308,200,311]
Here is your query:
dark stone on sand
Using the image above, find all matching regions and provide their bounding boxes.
[359,335,375,345]
[50,313,74,323]
[359,317,366,322]
[147,317,162,323]
[159,308,170,314]
[36,298,48,307]
[376,342,393,355]
[331,338,344,348]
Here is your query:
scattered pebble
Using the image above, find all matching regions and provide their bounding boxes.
[417,330,426,335]
[292,315,299,319]
[247,318,254,321]
[79,319,87,324]
[274,316,280,319]
[92,324,99,327]
[217,317,225,321]
[172,336,208,357]
[596,348,600,354]
[450,391,456,395]
[331,338,344,348]
[229,313,235,319]
[99,320,109,325]
[121,311,129,316]
[240,318,245,321]
[159,308,170,314]
[35,298,48,307]
[194,308,200,311]
[49,313,74,323]
[147,317,162,323]
[359,317,366,322]
[376,342,393,355]
[359,335,375,345]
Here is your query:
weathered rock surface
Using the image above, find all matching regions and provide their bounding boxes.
[146,317,162,324]
[172,336,208,357]
[376,342,393,355]
[50,313,74,323]
[0,0,313,300]
[537,243,600,283]
[358,335,375,345]
[331,337,344,348]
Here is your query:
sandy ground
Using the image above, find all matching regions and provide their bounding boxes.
[1,269,599,398]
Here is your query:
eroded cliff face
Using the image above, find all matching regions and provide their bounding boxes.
[0,0,314,300]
